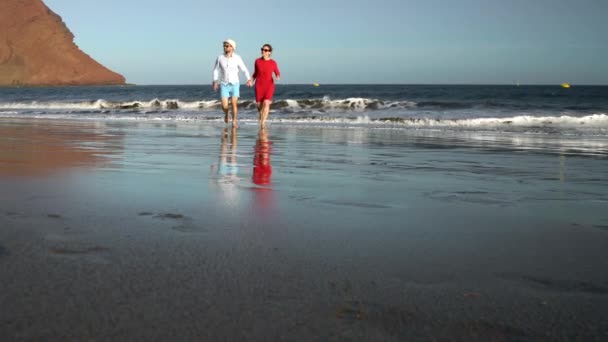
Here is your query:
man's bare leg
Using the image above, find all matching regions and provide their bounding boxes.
[231,97,239,127]
[221,98,229,123]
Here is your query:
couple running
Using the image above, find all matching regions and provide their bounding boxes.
[212,39,280,128]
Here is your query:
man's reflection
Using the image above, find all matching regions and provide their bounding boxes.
[210,127,240,208]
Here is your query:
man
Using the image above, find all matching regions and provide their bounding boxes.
[212,39,252,127]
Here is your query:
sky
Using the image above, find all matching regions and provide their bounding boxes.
[44,0,607,85]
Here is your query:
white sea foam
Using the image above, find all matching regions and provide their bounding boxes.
[269,114,608,136]
[0,101,101,109]
[0,97,416,111]
[282,99,300,110]
[0,98,430,112]
[1,105,607,136]
[0,99,222,110]
[277,98,417,111]
[388,114,608,128]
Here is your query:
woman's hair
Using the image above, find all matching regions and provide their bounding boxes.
[262,44,273,52]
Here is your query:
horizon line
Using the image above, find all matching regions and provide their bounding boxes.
[126,83,608,87]
[3,83,608,89]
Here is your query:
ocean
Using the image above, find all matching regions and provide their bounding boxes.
[1,84,607,133]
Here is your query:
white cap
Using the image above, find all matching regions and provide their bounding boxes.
[224,39,236,49]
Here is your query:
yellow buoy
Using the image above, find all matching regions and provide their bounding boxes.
[561,83,571,88]
[312,83,320,87]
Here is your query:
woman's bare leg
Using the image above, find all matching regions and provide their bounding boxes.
[261,100,271,128]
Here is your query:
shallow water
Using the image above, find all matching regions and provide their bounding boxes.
[2,85,608,137]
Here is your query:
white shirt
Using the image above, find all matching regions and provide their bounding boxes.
[212,53,251,84]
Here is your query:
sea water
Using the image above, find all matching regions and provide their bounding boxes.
[1,84,607,137]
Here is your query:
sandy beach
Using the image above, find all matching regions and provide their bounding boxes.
[1,118,607,341]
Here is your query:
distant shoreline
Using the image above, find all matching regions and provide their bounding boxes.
[2,83,606,88]
[0,83,136,88]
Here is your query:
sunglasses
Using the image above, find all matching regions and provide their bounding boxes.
[261,49,271,52]
[223,45,231,48]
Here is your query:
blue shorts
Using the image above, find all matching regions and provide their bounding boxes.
[219,162,239,176]
[220,83,240,99]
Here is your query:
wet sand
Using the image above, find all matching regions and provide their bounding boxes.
[1,118,607,341]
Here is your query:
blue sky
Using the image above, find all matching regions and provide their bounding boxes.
[44,0,607,85]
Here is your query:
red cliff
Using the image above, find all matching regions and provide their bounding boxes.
[0,0,126,86]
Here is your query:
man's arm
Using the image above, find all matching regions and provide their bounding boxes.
[238,56,253,87]
[212,57,220,91]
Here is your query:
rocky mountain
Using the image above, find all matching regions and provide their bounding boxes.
[0,0,126,86]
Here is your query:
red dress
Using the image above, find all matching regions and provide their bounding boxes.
[253,58,280,103]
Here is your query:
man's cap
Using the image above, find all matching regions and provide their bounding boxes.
[224,39,236,49]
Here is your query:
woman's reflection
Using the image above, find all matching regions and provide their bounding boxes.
[251,127,275,216]
[252,127,272,186]
[241,127,284,253]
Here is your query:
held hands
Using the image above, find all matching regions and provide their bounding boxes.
[213,80,253,89]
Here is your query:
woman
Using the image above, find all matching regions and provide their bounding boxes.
[252,44,280,128]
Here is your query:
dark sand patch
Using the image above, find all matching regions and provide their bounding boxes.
[0,244,8,257]
[50,246,109,255]
[335,300,538,340]
[288,195,315,202]
[499,273,608,295]
[447,319,535,340]
[154,213,185,220]
[171,225,208,234]
[141,212,204,233]
[426,191,513,206]
[572,223,608,232]
[335,300,421,338]
[321,200,391,209]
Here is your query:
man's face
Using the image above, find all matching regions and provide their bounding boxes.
[223,43,233,52]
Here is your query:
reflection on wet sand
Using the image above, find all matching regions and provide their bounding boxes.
[252,127,272,186]
[0,120,122,176]
[251,127,276,217]
[241,128,285,252]
[209,127,240,207]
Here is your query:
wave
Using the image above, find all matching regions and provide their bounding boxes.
[2,110,606,133]
[273,97,417,111]
[266,114,608,132]
[0,97,410,112]
[0,99,221,110]
[1,97,605,113]
[380,114,608,128]
[0,97,418,111]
